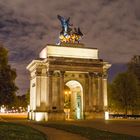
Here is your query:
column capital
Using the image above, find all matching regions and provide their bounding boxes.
[88,72,94,77]
[102,74,107,79]
[59,71,65,77]
[47,71,53,77]
[35,71,42,76]
[102,71,108,79]
[98,73,103,77]
[92,72,102,78]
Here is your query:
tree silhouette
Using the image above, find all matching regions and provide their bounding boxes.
[109,72,139,116]
[0,44,18,106]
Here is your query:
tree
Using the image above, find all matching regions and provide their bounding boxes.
[25,89,30,105]
[127,55,140,113]
[0,44,18,106]
[108,83,118,112]
[128,55,140,81]
[110,72,139,116]
[13,89,30,109]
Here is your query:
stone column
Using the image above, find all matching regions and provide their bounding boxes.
[40,69,47,111]
[35,70,42,110]
[52,72,59,109]
[92,73,97,110]
[30,78,33,111]
[84,73,89,112]
[59,71,65,111]
[88,72,93,111]
[47,71,53,111]
[102,73,108,110]
[97,73,103,110]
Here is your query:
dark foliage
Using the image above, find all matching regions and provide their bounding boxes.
[0,44,18,106]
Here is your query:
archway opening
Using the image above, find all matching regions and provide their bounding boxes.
[64,80,83,120]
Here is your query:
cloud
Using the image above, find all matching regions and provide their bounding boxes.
[0,0,140,94]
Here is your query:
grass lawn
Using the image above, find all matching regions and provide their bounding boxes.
[41,122,140,140]
[0,122,47,140]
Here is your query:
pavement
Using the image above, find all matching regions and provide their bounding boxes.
[9,120,88,140]
[15,119,140,139]
[66,119,140,137]
[0,114,88,140]
[1,115,140,139]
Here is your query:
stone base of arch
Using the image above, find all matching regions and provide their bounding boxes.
[28,111,65,121]
[84,111,104,119]
[47,111,65,121]
[28,111,104,121]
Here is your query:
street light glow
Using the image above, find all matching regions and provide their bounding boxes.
[105,111,109,120]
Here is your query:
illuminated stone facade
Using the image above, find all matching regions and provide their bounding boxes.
[27,43,111,121]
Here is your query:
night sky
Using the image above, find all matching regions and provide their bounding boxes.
[0,0,140,95]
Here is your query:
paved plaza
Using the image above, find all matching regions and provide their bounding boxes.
[67,119,140,137]
[12,118,140,139]
[1,114,140,139]
[18,119,140,139]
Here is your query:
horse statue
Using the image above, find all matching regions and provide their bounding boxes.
[73,27,83,43]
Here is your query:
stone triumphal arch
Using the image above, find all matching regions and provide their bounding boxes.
[27,43,111,121]
[26,15,111,121]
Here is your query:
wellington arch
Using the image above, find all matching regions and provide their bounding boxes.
[26,16,111,121]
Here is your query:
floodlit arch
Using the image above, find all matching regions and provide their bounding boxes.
[65,80,83,119]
